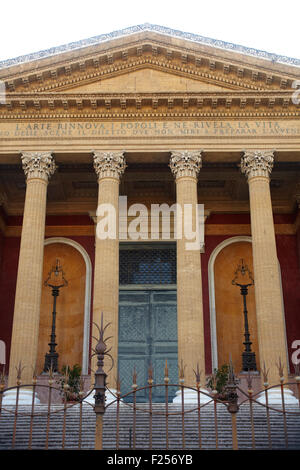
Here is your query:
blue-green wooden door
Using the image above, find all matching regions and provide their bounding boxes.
[118,290,178,402]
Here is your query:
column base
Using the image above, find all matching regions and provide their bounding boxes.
[256,387,299,405]
[2,389,40,406]
[172,388,212,404]
[83,388,120,406]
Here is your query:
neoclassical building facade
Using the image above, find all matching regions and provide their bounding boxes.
[0,25,300,403]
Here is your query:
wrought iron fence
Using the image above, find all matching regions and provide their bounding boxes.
[0,316,299,450]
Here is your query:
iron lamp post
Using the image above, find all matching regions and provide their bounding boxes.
[232,259,257,372]
[43,259,68,373]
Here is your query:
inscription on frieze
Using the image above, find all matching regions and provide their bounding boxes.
[0,120,299,139]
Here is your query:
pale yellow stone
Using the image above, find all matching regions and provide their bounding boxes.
[242,151,289,386]
[8,152,56,386]
[91,152,125,388]
[170,151,205,387]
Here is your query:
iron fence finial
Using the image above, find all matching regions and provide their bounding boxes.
[262,361,269,385]
[93,313,112,415]
[193,363,201,386]
[132,366,137,389]
[246,370,253,391]
[16,361,24,385]
[31,366,37,386]
[276,357,284,382]
[148,363,153,384]
[116,372,121,393]
[179,359,185,383]
[164,360,169,378]
[226,357,239,414]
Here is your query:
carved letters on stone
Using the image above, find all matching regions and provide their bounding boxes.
[240,150,275,179]
[169,150,202,179]
[21,151,56,181]
[93,151,126,180]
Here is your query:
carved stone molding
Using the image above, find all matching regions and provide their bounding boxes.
[240,150,274,179]
[169,150,202,179]
[21,151,56,181]
[93,151,126,180]
[1,92,297,117]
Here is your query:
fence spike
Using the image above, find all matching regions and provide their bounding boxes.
[148,363,153,384]
[179,359,185,382]
[32,366,37,386]
[115,373,121,393]
[193,363,201,385]
[16,361,24,385]
[276,357,284,381]
[132,366,137,388]
[246,370,253,391]
[164,360,169,379]
[262,362,269,385]
[47,364,54,384]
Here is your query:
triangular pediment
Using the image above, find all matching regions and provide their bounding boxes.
[0,26,299,96]
[63,68,240,94]
[0,26,299,118]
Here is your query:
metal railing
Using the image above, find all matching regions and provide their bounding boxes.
[0,316,299,450]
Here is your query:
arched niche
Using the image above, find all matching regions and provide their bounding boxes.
[208,236,288,373]
[37,238,92,374]
[209,237,259,372]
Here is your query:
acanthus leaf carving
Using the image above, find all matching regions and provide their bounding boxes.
[93,151,126,180]
[21,151,56,181]
[240,150,275,179]
[169,150,202,179]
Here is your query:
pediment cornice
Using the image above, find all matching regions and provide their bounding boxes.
[1,24,300,71]
[0,35,299,96]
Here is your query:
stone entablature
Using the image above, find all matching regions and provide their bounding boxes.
[0,92,298,118]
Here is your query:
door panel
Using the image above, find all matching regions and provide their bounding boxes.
[118,291,150,401]
[118,289,178,402]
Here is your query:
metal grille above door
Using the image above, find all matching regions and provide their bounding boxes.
[119,244,176,285]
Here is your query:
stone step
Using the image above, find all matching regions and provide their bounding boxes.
[0,404,299,449]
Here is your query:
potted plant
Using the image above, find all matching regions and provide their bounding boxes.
[206,364,230,401]
[57,364,82,402]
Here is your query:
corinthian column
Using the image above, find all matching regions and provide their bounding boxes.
[170,151,209,403]
[92,151,126,392]
[7,152,56,394]
[241,150,297,404]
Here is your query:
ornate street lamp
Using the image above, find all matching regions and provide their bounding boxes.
[43,259,68,373]
[232,259,257,372]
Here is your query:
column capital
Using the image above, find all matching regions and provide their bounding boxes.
[21,151,56,182]
[169,150,202,180]
[241,150,274,180]
[93,151,126,180]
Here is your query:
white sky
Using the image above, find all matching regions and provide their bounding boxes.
[0,0,299,62]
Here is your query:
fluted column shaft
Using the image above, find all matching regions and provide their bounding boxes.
[8,152,56,386]
[241,150,288,385]
[92,152,126,387]
[170,151,205,386]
